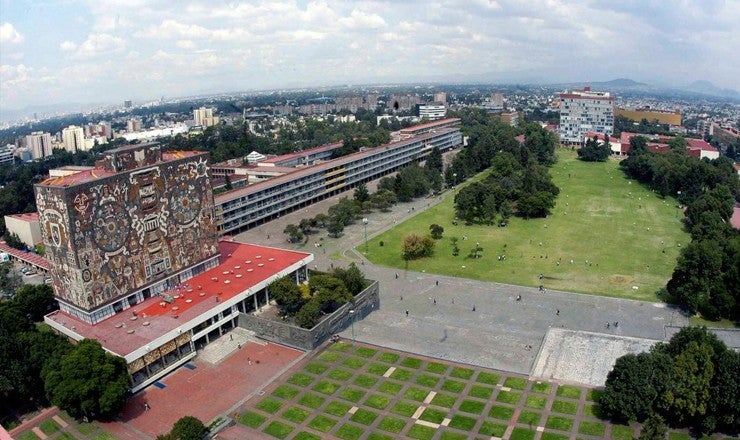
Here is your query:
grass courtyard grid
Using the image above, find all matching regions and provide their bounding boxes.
[361,150,690,300]
[235,341,702,440]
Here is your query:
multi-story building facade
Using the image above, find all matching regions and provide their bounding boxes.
[34,143,220,324]
[417,103,447,120]
[61,125,85,153]
[25,131,53,159]
[194,107,219,127]
[214,119,463,235]
[0,144,14,165]
[559,87,614,144]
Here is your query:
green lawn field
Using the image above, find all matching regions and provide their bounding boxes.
[362,149,690,300]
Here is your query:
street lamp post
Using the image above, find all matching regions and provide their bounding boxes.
[349,309,356,345]
[362,218,369,254]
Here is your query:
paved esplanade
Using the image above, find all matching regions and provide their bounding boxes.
[235,184,688,382]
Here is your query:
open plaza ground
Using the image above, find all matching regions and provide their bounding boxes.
[362,150,690,300]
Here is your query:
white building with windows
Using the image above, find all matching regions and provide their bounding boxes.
[558,87,614,144]
[62,125,86,153]
[417,103,447,120]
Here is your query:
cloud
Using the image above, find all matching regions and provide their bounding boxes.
[0,22,23,44]
[75,34,126,59]
[176,40,196,49]
[60,41,77,51]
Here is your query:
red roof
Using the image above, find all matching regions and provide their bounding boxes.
[0,242,49,269]
[44,240,311,357]
[686,138,718,152]
[584,132,617,142]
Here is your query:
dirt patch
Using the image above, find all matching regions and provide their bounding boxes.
[610,275,633,285]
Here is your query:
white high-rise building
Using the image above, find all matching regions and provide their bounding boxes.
[194,107,219,127]
[25,131,53,159]
[558,87,614,144]
[62,125,85,153]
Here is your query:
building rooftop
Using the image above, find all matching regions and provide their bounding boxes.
[0,242,49,269]
[5,212,39,222]
[399,118,460,134]
[259,142,342,165]
[38,150,203,188]
[44,240,311,357]
[215,127,459,204]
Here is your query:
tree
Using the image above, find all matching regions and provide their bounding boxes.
[223,174,233,190]
[353,183,370,204]
[639,413,668,440]
[309,274,352,313]
[666,239,725,318]
[171,415,208,440]
[577,135,611,162]
[601,352,672,423]
[44,339,129,420]
[268,276,305,315]
[661,341,714,426]
[295,299,321,329]
[401,234,435,260]
[326,220,344,238]
[429,224,444,239]
[425,147,443,173]
[516,191,556,218]
[709,350,740,433]
[369,189,396,212]
[283,224,304,243]
[13,284,57,322]
[3,232,26,250]
[331,263,365,295]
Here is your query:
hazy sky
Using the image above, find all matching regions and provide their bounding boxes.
[1,0,738,111]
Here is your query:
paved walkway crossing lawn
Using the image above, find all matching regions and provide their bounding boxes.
[234,341,655,440]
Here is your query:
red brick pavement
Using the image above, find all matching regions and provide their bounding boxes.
[111,342,302,438]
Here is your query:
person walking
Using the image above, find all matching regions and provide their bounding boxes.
[405,310,409,317]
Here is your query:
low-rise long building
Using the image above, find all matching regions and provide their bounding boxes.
[214,119,462,235]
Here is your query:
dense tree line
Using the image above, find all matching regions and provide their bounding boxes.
[621,136,740,321]
[447,110,559,223]
[601,327,739,436]
[577,136,611,162]
[269,264,366,329]
[0,285,129,424]
[156,415,208,440]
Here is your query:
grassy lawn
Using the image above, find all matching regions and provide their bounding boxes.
[404,387,430,401]
[366,363,390,376]
[496,390,521,404]
[76,422,100,436]
[17,432,41,440]
[288,373,314,387]
[479,420,507,437]
[582,403,603,418]
[354,374,378,388]
[313,381,341,395]
[304,361,329,375]
[585,389,602,402]
[391,401,419,417]
[350,408,378,425]
[419,407,447,424]
[363,151,689,299]
[689,316,739,328]
[378,416,406,433]
[328,368,354,381]
[339,387,366,403]
[390,368,413,381]
[578,421,606,437]
[263,420,293,439]
[426,362,448,374]
[469,385,493,399]
[281,406,310,424]
[365,394,392,410]
[336,423,364,440]
[355,347,378,358]
[318,351,341,362]
[400,357,423,368]
[441,379,466,393]
[510,427,536,440]
[546,415,574,431]
[238,410,267,428]
[439,431,467,440]
[551,399,578,415]
[542,432,569,440]
[448,414,476,431]
[525,395,547,409]
[458,399,485,414]
[342,356,366,369]
[308,415,337,433]
[475,371,500,385]
[518,410,541,426]
[504,377,528,390]
[298,393,326,409]
[556,385,582,399]
[256,397,284,414]
[611,424,635,440]
[415,373,440,387]
[451,366,475,379]
[39,419,60,435]
[324,401,352,417]
[294,432,322,440]
[531,381,552,394]
[407,423,436,440]
[378,381,403,394]
[489,404,515,420]
[431,392,457,408]
[272,385,300,399]
[378,352,400,363]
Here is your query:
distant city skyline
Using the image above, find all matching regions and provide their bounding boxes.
[1,0,739,112]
